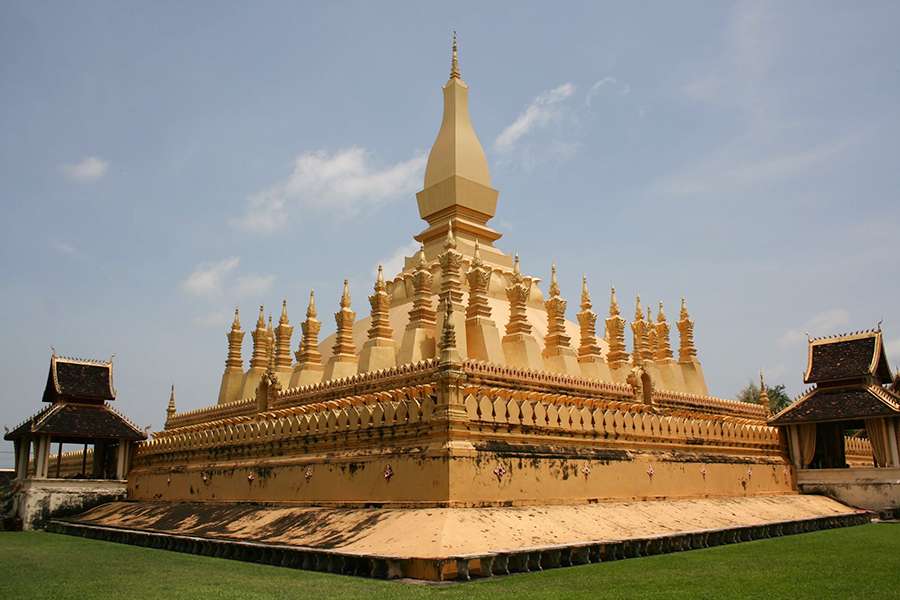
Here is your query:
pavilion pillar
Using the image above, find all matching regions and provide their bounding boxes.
[35,435,51,479]
[788,426,802,469]
[887,418,900,468]
[92,440,106,478]
[14,439,30,480]
[115,442,129,480]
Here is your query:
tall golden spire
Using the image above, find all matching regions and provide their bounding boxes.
[653,301,674,361]
[450,31,460,80]
[324,279,358,380]
[290,290,323,387]
[274,300,294,373]
[166,384,176,422]
[249,305,268,369]
[605,287,628,368]
[577,276,603,360]
[416,35,500,250]
[678,297,698,362]
[225,307,244,369]
[758,370,771,414]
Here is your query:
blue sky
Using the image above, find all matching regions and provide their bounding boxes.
[2,1,899,466]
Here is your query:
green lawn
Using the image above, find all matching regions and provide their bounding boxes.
[1,524,898,599]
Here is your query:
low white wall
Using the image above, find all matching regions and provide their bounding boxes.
[798,467,900,512]
[13,478,127,530]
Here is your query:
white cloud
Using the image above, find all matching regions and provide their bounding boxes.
[236,274,275,298]
[778,308,851,348]
[657,134,856,197]
[192,309,234,329]
[494,83,576,152]
[181,257,240,296]
[62,156,109,182]
[51,240,77,256]
[232,147,427,234]
[374,242,420,280]
[585,77,629,106]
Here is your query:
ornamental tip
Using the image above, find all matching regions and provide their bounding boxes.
[340,279,351,308]
[581,275,591,305]
[680,297,690,320]
[232,306,241,330]
[513,253,520,274]
[549,264,560,297]
[657,301,666,322]
[280,299,289,323]
[444,219,457,249]
[610,286,620,315]
[267,314,273,332]
[307,290,317,319]
[376,264,385,285]
[416,245,427,268]
[450,30,460,80]
[634,294,643,321]
[256,305,265,328]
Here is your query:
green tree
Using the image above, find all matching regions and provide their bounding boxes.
[736,380,792,413]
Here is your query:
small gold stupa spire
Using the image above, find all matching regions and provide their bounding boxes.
[450,31,460,80]
[306,290,317,319]
[340,278,352,309]
[678,297,698,362]
[166,384,176,421]
[549,264,560,297]
[759,370,770,414]
[605,286,628,368]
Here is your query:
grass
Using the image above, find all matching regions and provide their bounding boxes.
[1,524,899,599]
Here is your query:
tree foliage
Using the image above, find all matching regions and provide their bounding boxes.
[736,380,792,413]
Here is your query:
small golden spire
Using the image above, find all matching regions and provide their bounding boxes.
[450,30,460,80]
[581,275,591,309]
[306,290,317,319]
[375,265,385,290]
[280,299,289,324]
[267,314,273,333]
[513,253,521,276]
[231,307,241,331]
[340,279,351,309]
[609,286,620,316]
[680,297,689,320]
[634,294,644,321]
[549,264,560,297]
[445,219,457,250]
[416,244,427,268]
[758,370,770,412]
[166,384,176,417]
[657,301,666,323]
[472,238,482,265]
[256,305,265,328]
[647,306,652,323]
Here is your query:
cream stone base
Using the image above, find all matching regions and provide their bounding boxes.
[465,317,504,363]
[397,327,436,364]
[358,341,397,373]
[323,357,358,381]
[62,494,865,580]
[288,366,323,388]
[543,347,580,375]
[502,333,543,370]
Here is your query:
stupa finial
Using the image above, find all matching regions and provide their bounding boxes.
[166,384,176,419]
[634,294,644,321]
[581,276,592,309]
[280,299,289,324]
[231,307,241,330]
[657,301,666,323]
[444,219,457,250]
[306,290,317,319]
[450,31,460,80]
[513,253,521,276]
[758,370,770,413]
[472,238,482,265]
[549,264,560,297]
[340,279,351,309]
[609,286,620,317]
[375,265,386,291]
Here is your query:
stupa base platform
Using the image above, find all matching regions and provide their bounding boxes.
[48,494,868,580]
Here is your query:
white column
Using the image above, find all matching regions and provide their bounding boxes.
[36,435,51,479]
[789,426,802,469]
[14,440,29,480]
[115,442,128,480]
[887,418,900,468]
